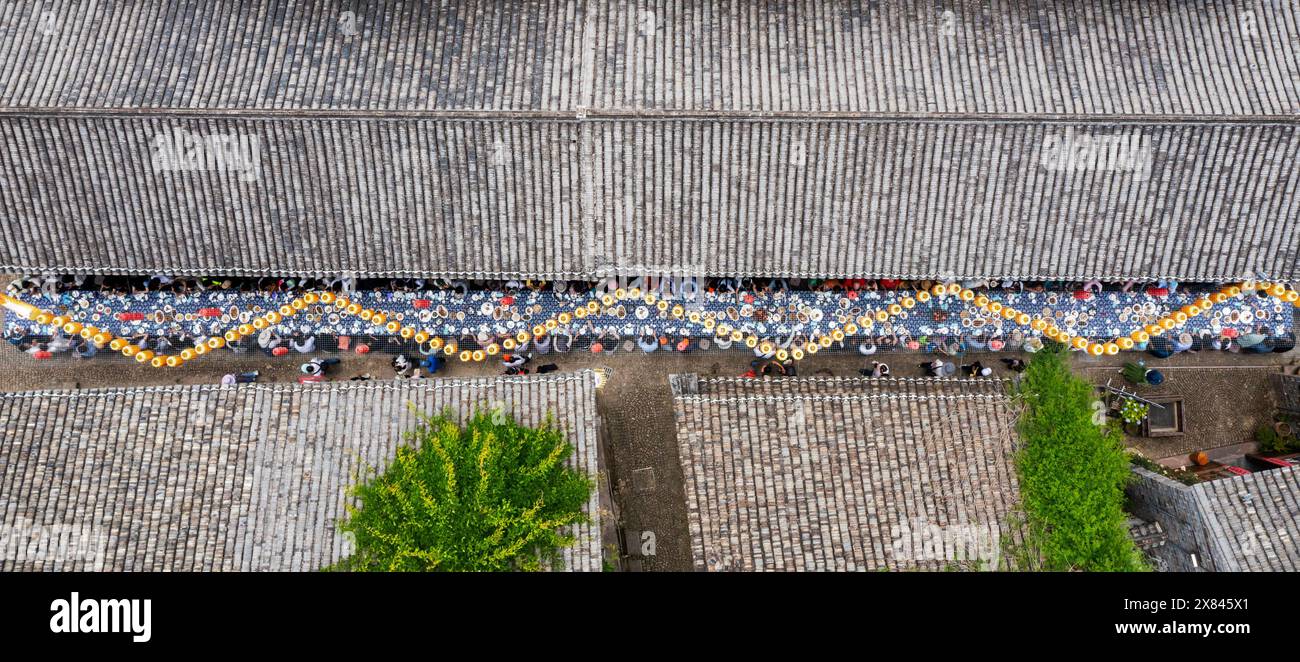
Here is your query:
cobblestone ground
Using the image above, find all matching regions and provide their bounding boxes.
[1081,363,1293,462]
[4,274,1296,571]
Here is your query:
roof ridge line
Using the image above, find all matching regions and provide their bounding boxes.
[2,263,1278,283]
[0,371,596,399]
[0,107,1296,126]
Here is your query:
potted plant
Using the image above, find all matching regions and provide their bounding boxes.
[1121,361,1146,384]
[1120,398,1150,434]
[1275,417,1294,439]
[1122,361,1165,386]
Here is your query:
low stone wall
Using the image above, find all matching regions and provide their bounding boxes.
[1126,467,1215,571]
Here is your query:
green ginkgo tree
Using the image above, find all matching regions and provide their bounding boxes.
[334,408,593,572]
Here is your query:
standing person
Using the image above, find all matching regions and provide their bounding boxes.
[1237,328,1270,354]
[129,332,152,350]
[922,358,954,377]
[154,335,173,353]
[5,326,28,348]
[300,357,341,378]
[258,328,283,355]
[392,355,414,378]
[222,371,260,385]
[1001,358,1027,372]
[636,334,658,353]
[501,352,530,374]
[859,361,890,378]
[73,337,97,358]
[47,332,73,354]
[291,333,316,354]
[421,353,443,375]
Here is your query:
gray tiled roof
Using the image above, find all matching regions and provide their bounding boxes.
[2,117,1295,281]
[2,0,1296,115]
[1127,465,1300,572]
[0,373,603,571]
[1194,465,1300,571]
[670,374,1023,571]
[1,0,1297,280]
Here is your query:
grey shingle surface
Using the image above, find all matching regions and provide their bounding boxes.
[0,373,603,571]
[1127,465,1300,572]
[1,117,1295,281]
[2,0,1296,115]
[670,375,1023,571]
[1,0,1297,280]
[1195,465,1300,571]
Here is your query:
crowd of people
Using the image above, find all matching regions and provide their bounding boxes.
[5,274,1293,383]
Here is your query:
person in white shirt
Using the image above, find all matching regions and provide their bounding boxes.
[291,334,316,353]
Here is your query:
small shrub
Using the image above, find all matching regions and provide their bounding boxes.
[1255,423,1284,453]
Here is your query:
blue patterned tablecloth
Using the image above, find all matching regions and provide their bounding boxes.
[5,286,1293,348]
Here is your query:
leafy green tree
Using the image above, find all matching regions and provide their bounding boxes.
[1013,347,1147,571]
[335,408,593,572]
